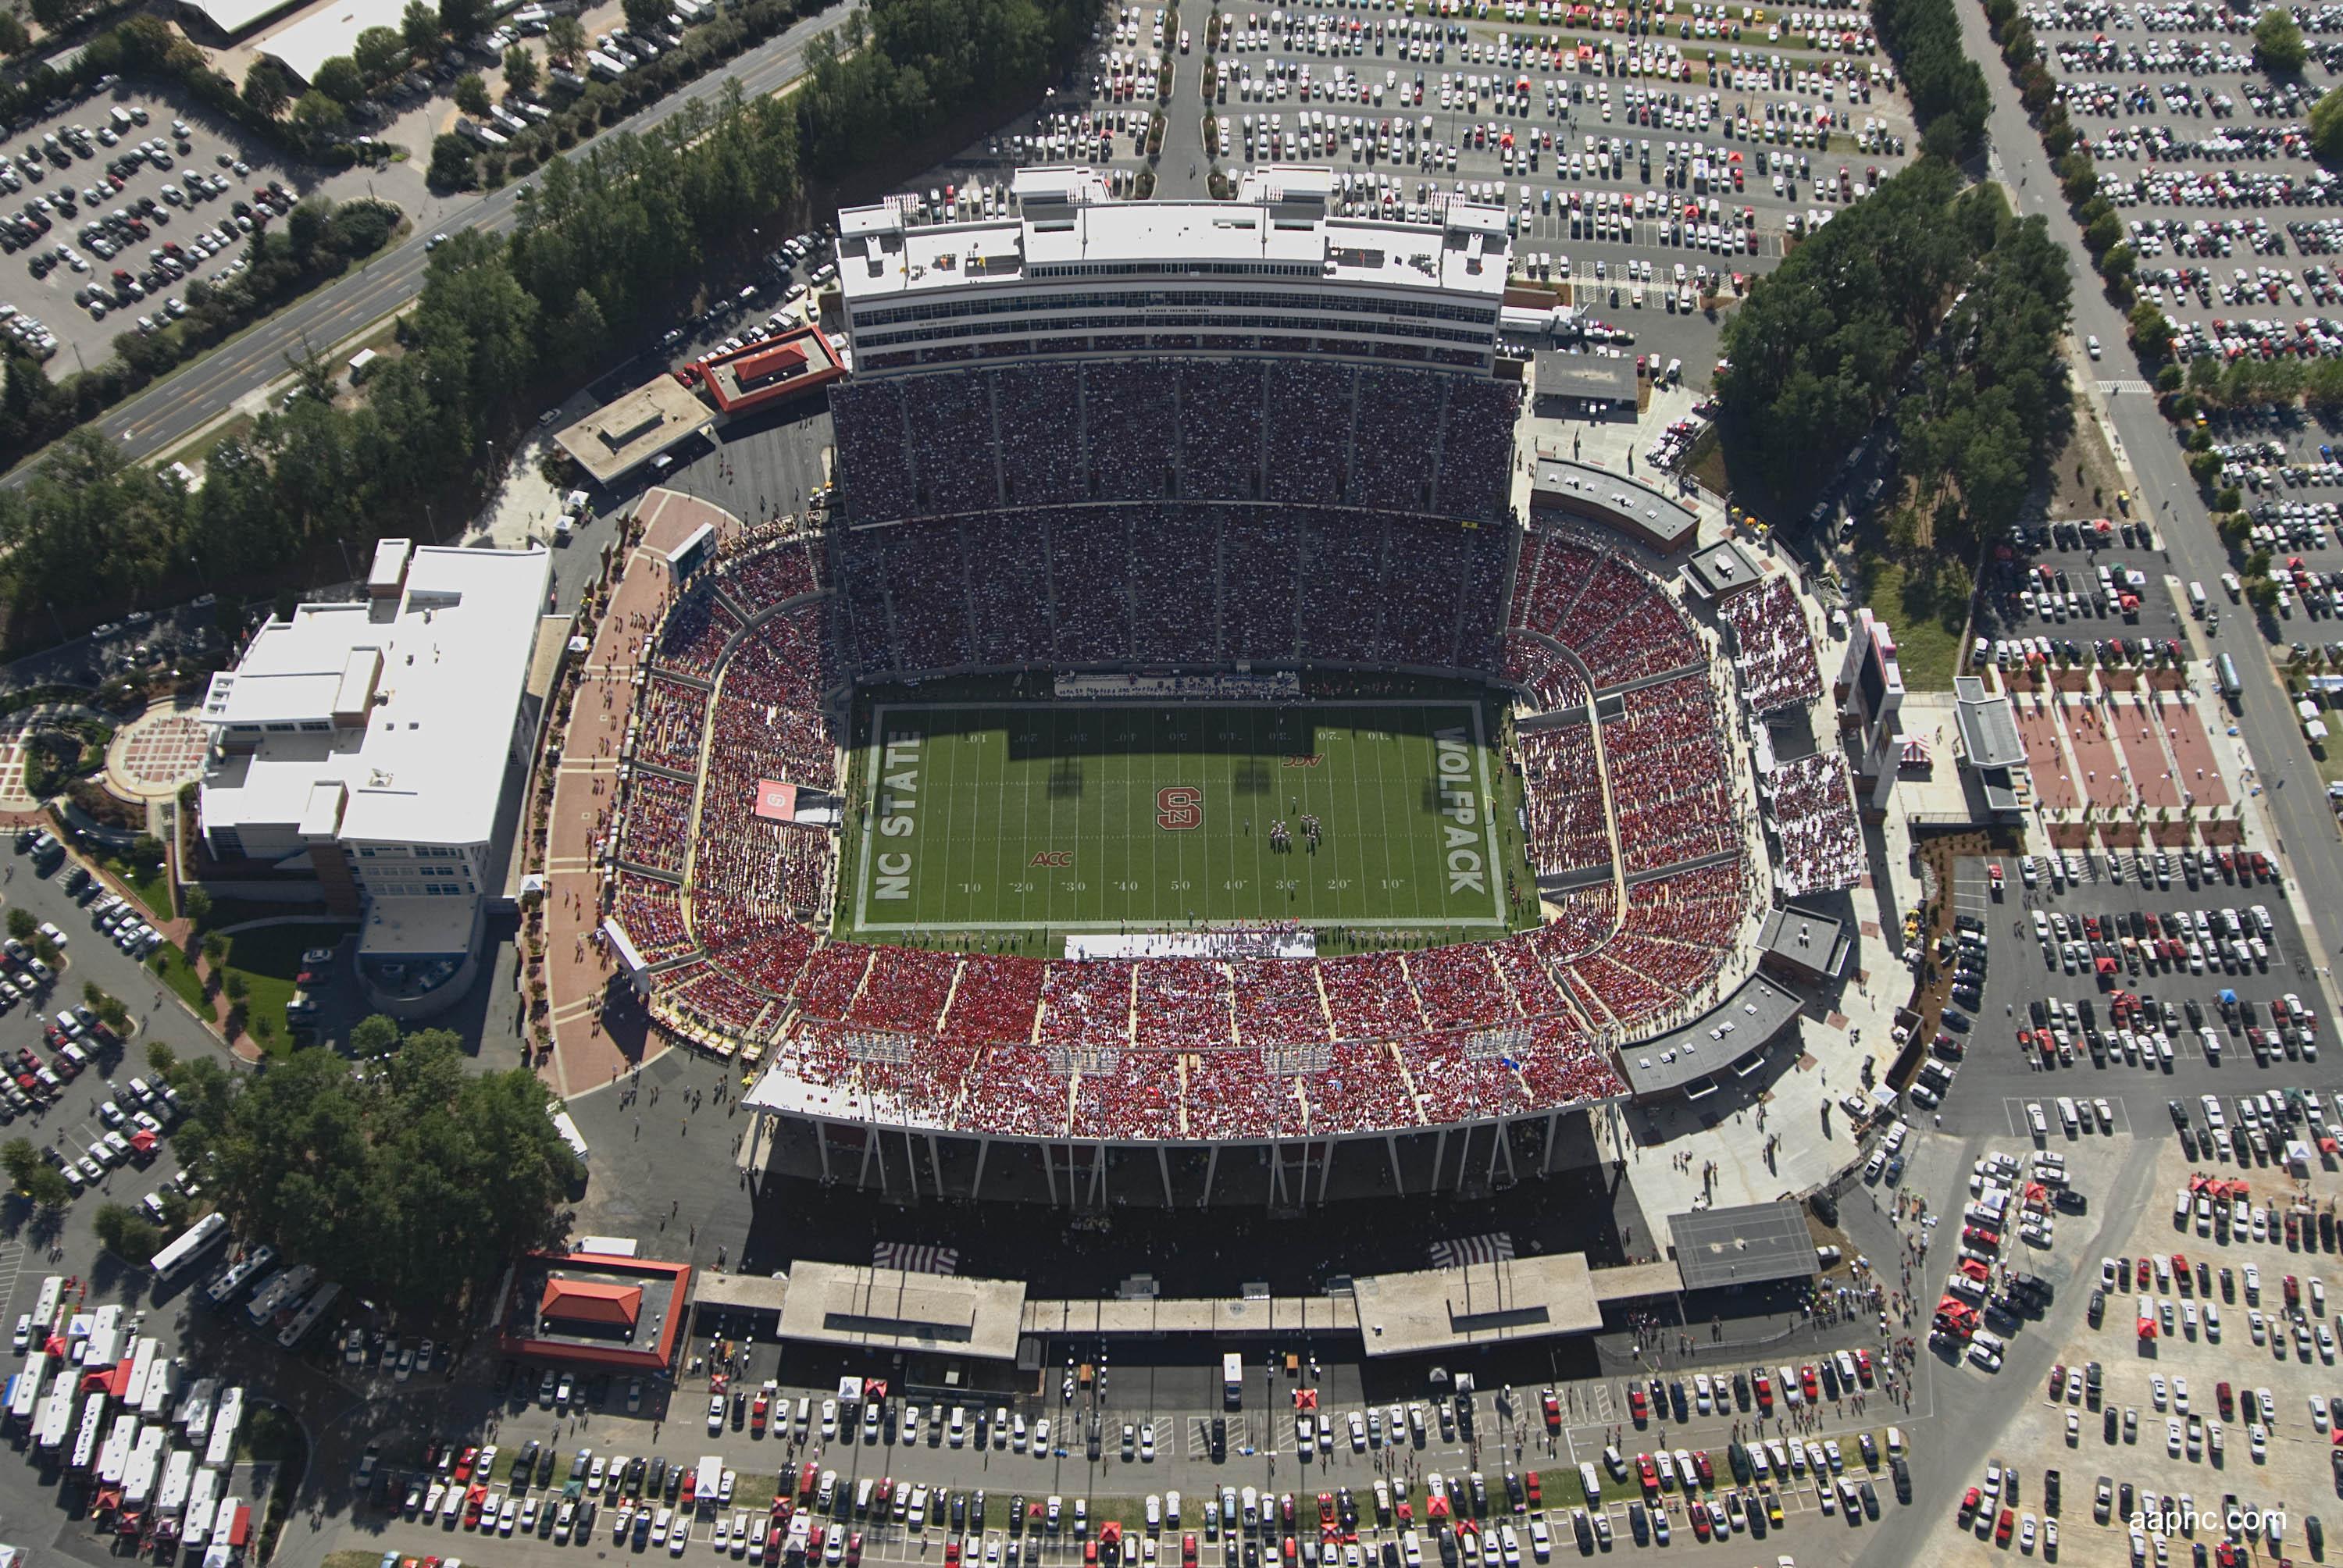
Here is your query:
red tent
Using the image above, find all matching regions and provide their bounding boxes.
[128,1129,155,1156]
[1294,1389,1318,1409]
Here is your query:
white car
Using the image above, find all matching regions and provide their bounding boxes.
[708,1395,726,1434]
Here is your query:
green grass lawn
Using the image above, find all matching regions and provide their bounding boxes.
[99,851,172,921]
[1854,556,1966,690]
[220,922,355,1051]
[149,943,205,1014]
[840,700,1517,940]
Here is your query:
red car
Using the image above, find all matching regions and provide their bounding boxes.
[751,1393,769,1435]
[2049,1365,2067,1399]
[1692,1452,1712,1487]
[1799,1365,1818,1402]
[1854,1349,1873,1386]
[1523,1473,1540,1507]
[2217,1381,2234,1420]
[1995,1509,2015,1546]
[1689,1506,1711,1542]
[1627,1385,1648,1422]
[1959,1487,1980,1524]
[943,1545,958,1568]
[1182,1538,1197,1567]
[2137,1259,2153,1289]
[453,1447,478,1484]
[1636,1456,1659,1496]
[1540,1391,1560,1433]
[1752,1373,1772,1412]
[799,1463,818,1499]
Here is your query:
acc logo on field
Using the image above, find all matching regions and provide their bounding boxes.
[1029,850,1074,867]
[1157,786,1204,832]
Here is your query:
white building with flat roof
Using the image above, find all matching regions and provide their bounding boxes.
[835,165,1510,374]
[196,540,551,1010]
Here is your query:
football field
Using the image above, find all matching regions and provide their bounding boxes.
[843,701,1514,936]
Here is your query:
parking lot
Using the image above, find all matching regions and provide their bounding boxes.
[1928,1124,2343,1567]
[2026,2,2343,370]
[0,80,312,373]
[854,0,1918,408]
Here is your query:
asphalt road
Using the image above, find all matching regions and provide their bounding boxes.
[0,0,858,490]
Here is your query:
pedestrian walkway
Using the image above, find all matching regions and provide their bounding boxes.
[539,490,745,1100]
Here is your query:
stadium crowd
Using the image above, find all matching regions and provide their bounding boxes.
[1767,750,1866,898]
[832,505,1515,675]
[1718,577,1824,715]
[829,361,1521,525]
[1517,718,1612,877]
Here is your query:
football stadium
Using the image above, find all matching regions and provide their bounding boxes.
[596,166,1860,1206]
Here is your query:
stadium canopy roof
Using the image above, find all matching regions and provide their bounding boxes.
[1668,1201,1819,1291]
[1616,971,1805,1099]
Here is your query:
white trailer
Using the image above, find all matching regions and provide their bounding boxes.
[84,1303,124,1368]
[97,1413,139,1484]
[123,1338,159,1409]
[156,1447,194,1520]
[141,1359,179,1424]
[121,1427,167,1510]
[34,1376,75,1454]
[177,1377,218,1441]
[10,1352,47,1424]
[203,1388,242,1471]
[183,1466,220,1546]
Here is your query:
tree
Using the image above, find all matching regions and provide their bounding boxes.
[180,886,213,931]
[0,1138,39,1192]
[146,1039,177,1078]
[310,55,367,106]
[5,908,34,943]
[355,24,408,83]
[178,1037,576,1314]
[350,1014,401,1057]
[27,0,90,31]
[439,0,485,39]
[2129,299,2174,356]
[2256,5,2306,73]
[428,132,476,188]
[0,13,32,54]
[2249,576,2281,612]
[242,57,291,118]
[454,70,491,116]
[545,14,587,62]
[18,1164,67,1211]
[93,1203,162,1264]
[402,0,440,52]
[622,0,667,34]
[502,42,539,95]
[291,90,348,136]
[2315,87,2343,168]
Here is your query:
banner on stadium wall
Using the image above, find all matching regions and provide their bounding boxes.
[753,781,797,823]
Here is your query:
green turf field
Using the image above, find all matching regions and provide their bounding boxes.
[843,701,1515,936]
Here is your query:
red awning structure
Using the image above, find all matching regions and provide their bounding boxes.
[1294,1389,1319,1409]
[539,1278,644,1329]
[128,1129,155,1155]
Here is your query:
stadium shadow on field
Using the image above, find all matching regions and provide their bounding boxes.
[1047,757,1082,799]
[1232,758,1271,796]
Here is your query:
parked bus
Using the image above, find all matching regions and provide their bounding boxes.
[2219,652,2241,698]
[203,1388,242,1471]
[551,1110,590,1166]
[9,1356,46,1425]
[276,1284,339,1350]
[204,1245,275,1308]
[244,1265,315,1330]
[150,1214,229,1285]
[70,1392,108,1472]
[30,1276,62,1336]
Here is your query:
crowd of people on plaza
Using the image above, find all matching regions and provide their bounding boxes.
[1717,576,1823,715]
[1767,750,1865,898]
[829,361,1521,527]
